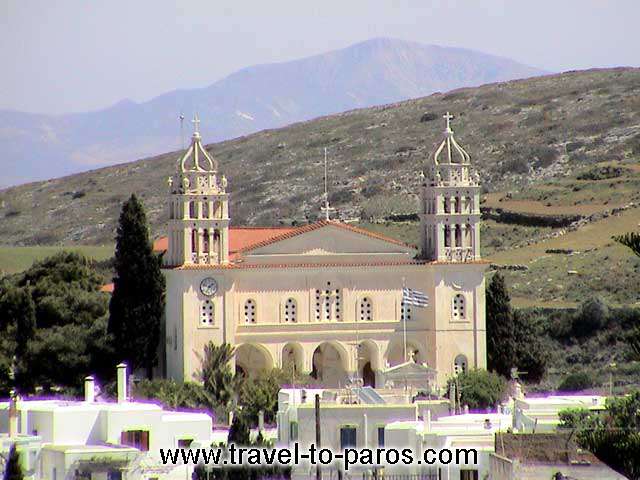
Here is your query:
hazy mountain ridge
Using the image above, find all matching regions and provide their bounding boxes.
[0,38,545,186]
[0,67,638,249]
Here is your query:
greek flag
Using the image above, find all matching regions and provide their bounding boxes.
[402,287,429,308]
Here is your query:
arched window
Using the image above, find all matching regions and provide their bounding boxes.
[284,298,297,323]
[359,297,373,321]
[200,300,214,326]
[455,224,462,247]
[191,229,198,254]
[314,282,341,321]
[202,229,209,253]
[244,299,256,323]
[452,294,466,320]
[189,201,196,219]
[169,202,175,220]
[202,201,210,219]
[444,197,450,214]
[454,354,468,375]
[401,301,412,322]
[444,225,451,248]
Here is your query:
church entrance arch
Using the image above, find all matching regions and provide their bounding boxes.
[357,340,380,388]
[235,344,274,378]
[311,342,349,387]
[282,342,304,375]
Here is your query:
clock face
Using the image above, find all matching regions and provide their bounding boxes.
[200,277,218,296]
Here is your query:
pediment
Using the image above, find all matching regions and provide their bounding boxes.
[244,223,417,257]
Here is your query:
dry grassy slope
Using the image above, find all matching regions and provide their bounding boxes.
[1,68,640,247]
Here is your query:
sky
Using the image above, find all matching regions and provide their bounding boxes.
[1,0,639,115]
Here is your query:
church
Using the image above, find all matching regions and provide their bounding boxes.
[160,114,487,389]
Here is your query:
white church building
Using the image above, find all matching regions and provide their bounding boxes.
[160,114,487,389]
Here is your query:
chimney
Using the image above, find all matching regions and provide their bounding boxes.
[423,409,432,433]
[84,376,95,403]
[116,363,128,403]
[258,410,264,433]
[8,391,18,437]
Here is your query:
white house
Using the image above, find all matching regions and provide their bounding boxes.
[277,386,617,480]
[0,365,213,480]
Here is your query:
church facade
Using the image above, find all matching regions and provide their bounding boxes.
[161,115,487,389]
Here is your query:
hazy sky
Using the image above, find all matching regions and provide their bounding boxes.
[2,0,639,114]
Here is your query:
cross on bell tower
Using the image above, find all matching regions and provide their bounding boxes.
[419,112,481,262]
[192,114,201,135]
[443,111,454,133]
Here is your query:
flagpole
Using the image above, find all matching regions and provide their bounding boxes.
[402,277,407,363]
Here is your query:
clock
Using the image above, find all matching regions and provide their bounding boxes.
[200,277,218,296]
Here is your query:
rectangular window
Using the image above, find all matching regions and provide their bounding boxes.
[289,422,298,442]
[121,430,150,451]
[460,470,478,480]
[340,427,357,449]
[377,426,385,447]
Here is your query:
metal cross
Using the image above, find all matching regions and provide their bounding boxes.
[443,112,454,131]
[192,114,200,134]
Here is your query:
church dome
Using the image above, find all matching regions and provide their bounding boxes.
[177,115,218,173]
[431,112,470,165]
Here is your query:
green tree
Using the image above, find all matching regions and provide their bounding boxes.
[558,371,593,392]
[108,194,165,378]
[0,285,36,393]
[572,297,609,337]
[615,231,640,258]
[486,273,547,382]
[198,342,239,415]
[132,378,214,412]
[559,391,640,479]
[0,253,112,394]
[228,412,251,445]
[615,232,640,361]
[447,369,507,410]
[486,273,516,377]
[3,443,23,480]
[238,367,313,427]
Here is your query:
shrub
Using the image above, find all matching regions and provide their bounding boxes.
[572,297,609,337]
[447,369,507,410]
[577,166,627,181]
[558,372,593,392]
[420,112,438,123]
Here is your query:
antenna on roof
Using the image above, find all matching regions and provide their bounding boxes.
[179,113,185,150]
[320,147,336,221]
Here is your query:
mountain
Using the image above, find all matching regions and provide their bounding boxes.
[0,38,545,186]
[1,68,640,308]
[1,66,638,246]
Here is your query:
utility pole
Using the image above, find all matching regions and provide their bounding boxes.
[315,394,321,480]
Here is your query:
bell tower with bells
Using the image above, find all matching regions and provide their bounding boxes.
[165,115,229,266]
[419,112,481,262]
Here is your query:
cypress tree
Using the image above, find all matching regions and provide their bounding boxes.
[486,273,547,381]
[108,194,165,379]
[486,273,516,377]
[3,444,23,480]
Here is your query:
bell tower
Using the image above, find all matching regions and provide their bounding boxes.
[419,112,481,262]
[165,115,229,266]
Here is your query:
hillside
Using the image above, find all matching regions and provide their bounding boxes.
[0,38,544,186]
[1,68,640,306]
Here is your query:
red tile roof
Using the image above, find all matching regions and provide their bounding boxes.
[153,221,415,260]
[154,226,298,257]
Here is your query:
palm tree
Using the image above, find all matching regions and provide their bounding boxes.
[197,342,239,415]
